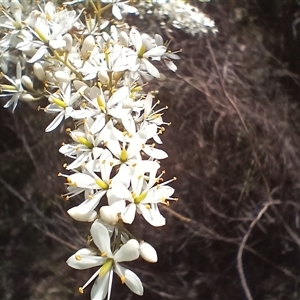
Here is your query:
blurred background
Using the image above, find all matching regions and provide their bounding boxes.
[1,0,300,299]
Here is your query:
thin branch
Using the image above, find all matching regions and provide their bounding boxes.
[237,200,281,300]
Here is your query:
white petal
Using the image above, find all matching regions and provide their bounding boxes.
[142,59,160,78]
[27,47,47,63]
[66,249,106,269]
[67,207,97,222]
[68,173,97,188]
[75,191,106,214]
[130,28,142,53]
[123,3,138,14]
[66,152,91,170]
[164,59,177,72]
[144,46,166,58]
[90,271,111,300]
[112,4,122,20]
[142,146,168,159]
[116,265,144,296]
[139,205,166,227]
[121,203,136,224]
[114,243,139,263]
[91,221,112,256]
[45,111,64,132]
[49,39,66,49]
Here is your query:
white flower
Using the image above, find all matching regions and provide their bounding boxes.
[60,116,106,170]
[127,28,167,79]
[44,83,92,132]
[102,0,138,20]
[64,150,131,215]
[0,62,25,112]
[66,221,143,300]
[119,168,175,226]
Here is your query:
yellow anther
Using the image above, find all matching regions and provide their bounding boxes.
[101,252,107,257]
[57,172,62,176]
[66,128,71,132]
[65,196,70,201]
[78,287,84,294]
[120,276,126,284]
[63,163,67,168]
[146,204,151,210]
[75,255,82,261]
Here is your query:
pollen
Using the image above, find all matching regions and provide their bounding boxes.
[101,252,107,257]
[78,287,84,294]
[75,255,82,261]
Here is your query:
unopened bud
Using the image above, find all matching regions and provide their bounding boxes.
[100,206,118,225]
[139,241,158,263]
[33,63,45,81]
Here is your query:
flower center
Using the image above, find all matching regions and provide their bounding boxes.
[99,258,114,277]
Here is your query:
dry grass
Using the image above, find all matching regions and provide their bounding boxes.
[1,1,300,299]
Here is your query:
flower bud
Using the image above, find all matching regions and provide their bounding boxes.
[127,239,139,249]
[21,75,34,90]
[100,205,118,225]
[139,241,158,263]
[81,35,95,60]
[33,63,45,81]
[63,34,73,52]
[98,70,109,85]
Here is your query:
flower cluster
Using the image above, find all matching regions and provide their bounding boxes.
[137,0,218,36]
[0,0,186,299]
